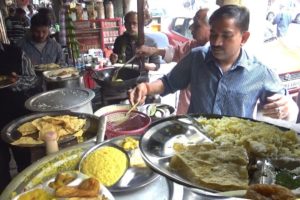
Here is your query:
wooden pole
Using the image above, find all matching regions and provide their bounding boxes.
[137,0,145,70]
[137,0,145,46]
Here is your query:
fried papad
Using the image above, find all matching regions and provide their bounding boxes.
[14,115,87,145]
[169,143,249,191]
[12,136,43,145]
[54,115,86,132]
[17,121,38,135]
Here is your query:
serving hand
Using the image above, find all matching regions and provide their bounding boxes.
[262,94,289,119]
[128,83,148,106]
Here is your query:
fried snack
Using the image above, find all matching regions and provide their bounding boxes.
[0,75,7,81]
[17,121,37,135]
[245,184,296,200]
[49,172,77,190]
[14,115,87,145]
[169,143,249,191]
[66,197,108,200]
[55,178,100,198]
[18,188,53,200]
[12,137,43,145]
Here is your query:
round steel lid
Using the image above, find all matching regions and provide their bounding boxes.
[25,88,95,112]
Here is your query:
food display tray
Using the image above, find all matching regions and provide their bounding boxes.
[0,141,183,200]
[140,114,300,198]
[1,111,99,147]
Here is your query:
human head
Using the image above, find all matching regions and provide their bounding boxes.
[38,7,56,25]
[208,5,250,64]
[15,8,26,18]
[27,4,34,13]
[8,7,15,16]
[189,8,211,45]
[30,13,51,43]
[124,11,138,36]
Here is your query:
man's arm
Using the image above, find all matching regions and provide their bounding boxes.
[136,40,201,63]
[12,52,37,91]
[129,80,165,105]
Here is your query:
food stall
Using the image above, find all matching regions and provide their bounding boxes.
[1,1,300,199]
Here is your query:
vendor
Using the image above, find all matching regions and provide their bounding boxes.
[129,5,299,121]
[0,42,38,192]
[17,12,64,66]
[110,11,160,74]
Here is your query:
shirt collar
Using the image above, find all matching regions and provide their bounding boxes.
[205,47,253,71]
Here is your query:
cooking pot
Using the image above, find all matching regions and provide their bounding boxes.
[91,67,147,91]
[25,88,95,114]
[44,75,82,91]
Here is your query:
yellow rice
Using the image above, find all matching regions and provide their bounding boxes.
[81,146,127,187]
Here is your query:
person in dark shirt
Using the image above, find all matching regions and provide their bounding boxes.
[0,42,38,192]
[5,8,30,44]
[110,11,160,72]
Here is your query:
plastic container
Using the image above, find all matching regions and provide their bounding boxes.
[104,110,151,138]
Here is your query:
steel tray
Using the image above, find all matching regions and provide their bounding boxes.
[1,111,99,147]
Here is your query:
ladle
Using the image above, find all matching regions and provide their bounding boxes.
[111,55,137,81]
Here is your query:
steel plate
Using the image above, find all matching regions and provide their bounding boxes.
[1,111,99,147]
[79,135,159,193]
[0,75,19,89]
[12,171,115,200]
[139,114,293,198]
[25,88,95,112]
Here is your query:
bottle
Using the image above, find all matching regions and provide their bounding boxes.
[104,1,114,19]
[96,1,105,19]
[42,132,59,155]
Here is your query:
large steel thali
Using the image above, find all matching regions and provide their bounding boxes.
[1,111,99,147]
[139,114,300,198]
[0,136,182,200]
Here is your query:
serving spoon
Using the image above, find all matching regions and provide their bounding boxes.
[111,55,137,81]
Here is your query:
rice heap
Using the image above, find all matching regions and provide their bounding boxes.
[81,146,128,187]
[197,116,300,158]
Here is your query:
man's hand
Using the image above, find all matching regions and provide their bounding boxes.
[10,72,18,83]
[136,45,159,57]
[110,53,118,64]
[129,83,149,106]
[262,94,290,119]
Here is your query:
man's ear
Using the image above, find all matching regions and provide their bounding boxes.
[241,31,250,45]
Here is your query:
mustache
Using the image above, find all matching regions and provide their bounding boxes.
[211,46,223,51]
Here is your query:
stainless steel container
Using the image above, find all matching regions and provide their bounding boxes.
[25,88,95,114]
[44,76,82,91]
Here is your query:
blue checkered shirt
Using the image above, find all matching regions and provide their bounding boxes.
[161,46,286,118]
[17,36,64,65]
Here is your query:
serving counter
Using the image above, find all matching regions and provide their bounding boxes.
[0,140,184,200]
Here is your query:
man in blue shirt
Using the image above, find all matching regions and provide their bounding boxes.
[17,12,63,65]
[129,5,298,120]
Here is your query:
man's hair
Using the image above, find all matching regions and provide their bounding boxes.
[8,7,15,14]
[15,8,26,15]
[30,13,51,28]
[209,5,249,32]
[124,11,137,24]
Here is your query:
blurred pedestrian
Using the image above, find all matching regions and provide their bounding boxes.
[5,8,29,44]
[273,4,292,37]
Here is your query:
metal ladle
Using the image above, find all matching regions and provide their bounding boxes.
[111,55,137,81]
